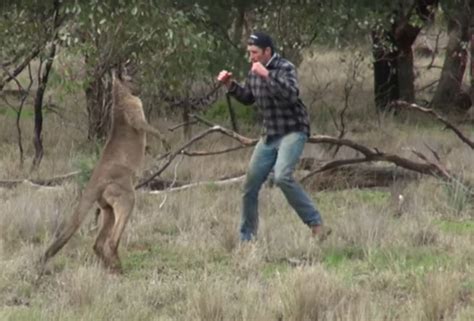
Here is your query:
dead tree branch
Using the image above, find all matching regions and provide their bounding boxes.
[391,100,474,149]
[301,157,369,183]
[0,46,42,91]
[307,135,456,181]
[0,171,80,188]
[6,114,471,196]
[135,124,256,190]
[182,145,250,157]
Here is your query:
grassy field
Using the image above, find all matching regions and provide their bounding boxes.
[0,44,473,321]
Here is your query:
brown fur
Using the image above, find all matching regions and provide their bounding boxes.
[39,73,169,274]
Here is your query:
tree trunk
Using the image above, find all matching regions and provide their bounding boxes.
[85,71,113,141]
[471,32,474,101]
[372,30,399,111]
[232,4,246,48]
[470,4,474,102]
[395,21,420,103]
[397,49,415,102]
[431,0,470,112]
[182,101,191,140]
[31,0,61,172]
[31,44,56,172]
[372,0,438,111]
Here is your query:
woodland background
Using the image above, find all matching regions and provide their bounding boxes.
[0,1,473,320]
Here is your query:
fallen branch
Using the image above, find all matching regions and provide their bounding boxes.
[301,157,369,183]
[168,120,198,132]
[182,145,250,157]
[307,135,454,181]
[0,171,80,188]
[136,124,255,189]
[139,114,471,195]
[391,100,474,149]
[302,164,420,191]
[144,174,245,195]
[6,114,470,197]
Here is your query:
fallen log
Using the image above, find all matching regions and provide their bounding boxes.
[300,164,420,191]
[0,171,80,188]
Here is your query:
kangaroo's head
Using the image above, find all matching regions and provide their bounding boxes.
[112,60,140,97]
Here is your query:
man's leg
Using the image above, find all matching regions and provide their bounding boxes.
[273,132,323,229]
[240,138,277,241]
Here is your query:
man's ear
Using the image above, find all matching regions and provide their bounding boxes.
[265,47,272,57]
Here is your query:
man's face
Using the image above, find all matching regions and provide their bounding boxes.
[247,45,272,65]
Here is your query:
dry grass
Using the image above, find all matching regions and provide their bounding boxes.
[1,44,473,321]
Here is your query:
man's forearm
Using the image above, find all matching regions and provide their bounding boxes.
[228,81,255,105]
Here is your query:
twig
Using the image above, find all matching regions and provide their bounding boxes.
[300,157,368,183]
[307,135,457,182]
[190,114,257,145]
[144,174,245,195]
[426,29,442,70]
[0,46,42,91]
[168,120,198,132]
[182,145,250,156]
[0,171,80,188]
[391,100,474,149]
[417,79,439,92]
[136,125,255,189]
[158,154,184,209]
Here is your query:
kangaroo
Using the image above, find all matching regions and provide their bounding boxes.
[39,70,169,274]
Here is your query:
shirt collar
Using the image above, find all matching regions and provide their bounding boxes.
[265,53,278,68]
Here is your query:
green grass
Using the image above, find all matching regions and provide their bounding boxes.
[122,244,231,277]
[0,107,34,118]
[261,260,291,279]
[1,44,474,320]
[322,245,452,280]
[436,219,474,234]
[323,245,365,269]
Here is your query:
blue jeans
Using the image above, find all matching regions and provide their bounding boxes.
[240,131,323,241]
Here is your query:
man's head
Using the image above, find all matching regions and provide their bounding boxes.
[247,31,274,65]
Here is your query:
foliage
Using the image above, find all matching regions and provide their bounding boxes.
[204,98,257,126]
[0,2,56,68]
[73,147,100,188]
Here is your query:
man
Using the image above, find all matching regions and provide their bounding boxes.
[217,31,327,241]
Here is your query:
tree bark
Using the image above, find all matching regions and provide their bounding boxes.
[431,0,471,112]
[372,0,438,111]
[31,0,61,171]
[232,4,246,48]
[31,46,57,172]
[470,3,474,102]
[372,30,400,111]
[85,70,113,141]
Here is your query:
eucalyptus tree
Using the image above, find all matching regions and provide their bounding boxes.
[1,0,64,170]
[53,0,215,140]
[432,0,472,112]
[174,0,439,112]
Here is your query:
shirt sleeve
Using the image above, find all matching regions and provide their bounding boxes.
[228,77,255,106]
[266,62,299,104]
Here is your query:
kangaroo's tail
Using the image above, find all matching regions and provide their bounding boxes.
[40,186,100,265]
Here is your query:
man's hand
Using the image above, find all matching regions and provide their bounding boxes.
[217,70,233,88]
[251,62,269,78]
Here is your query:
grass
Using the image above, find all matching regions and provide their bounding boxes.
[1,44,474,320]
[436,220,474,234]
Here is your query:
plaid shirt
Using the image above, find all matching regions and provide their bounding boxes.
[228,53,310,138]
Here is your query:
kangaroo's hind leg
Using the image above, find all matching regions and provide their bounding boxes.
[93,204,115,264]
[100,183,135,273]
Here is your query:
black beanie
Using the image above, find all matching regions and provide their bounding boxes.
[247,31,274,52]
